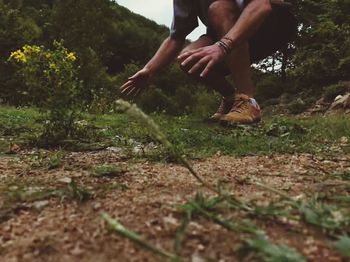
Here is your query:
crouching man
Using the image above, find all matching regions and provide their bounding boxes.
[121,0,297,124]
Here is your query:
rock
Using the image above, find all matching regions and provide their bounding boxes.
[93,202,102,210]
[303,97,330,116]
[33,200,49,210]
[328,93,350,112]
[58,177,72,184]
[340,136,349,145]
[335,95,343,101]
[192,254,205,262]
[107,147,123,153]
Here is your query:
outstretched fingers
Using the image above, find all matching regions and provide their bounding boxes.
[178,49,198,60]
[200,60,215,78]
[126,86,138,97]
[188,57,210,75]
[120,81,134,94]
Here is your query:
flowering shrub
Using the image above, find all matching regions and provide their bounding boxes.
[9,41,82,143]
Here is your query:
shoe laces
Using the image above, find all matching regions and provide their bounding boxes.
[230,97,250,113]
[217,97,233,114]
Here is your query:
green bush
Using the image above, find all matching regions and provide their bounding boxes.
[287,99,309,115]
[8,41,82,143]
[323,83,349,102]
[192,89,220,117]
[254,74,284,101]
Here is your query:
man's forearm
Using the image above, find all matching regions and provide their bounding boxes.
[144,36,185,76]
[224,0,272,49]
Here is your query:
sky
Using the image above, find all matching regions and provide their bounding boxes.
[116,0,206,40]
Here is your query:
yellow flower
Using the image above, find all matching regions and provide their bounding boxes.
[9,50,27,63]
[66,52,77,62]
[45,53,52,59]
[49,62,59,72]
[23,45,41,55]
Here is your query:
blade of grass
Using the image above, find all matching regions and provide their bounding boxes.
[174,210,192,257]
[254,182,350,234]
[101,213,182,261]
[115,100,217,193]
[189,200,260,234]
[240,233,306,262]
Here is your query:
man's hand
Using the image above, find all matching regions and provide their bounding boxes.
[177,44,226,78]
[120,68,152,97]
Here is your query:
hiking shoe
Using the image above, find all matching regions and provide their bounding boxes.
[220,94,261,124]
[210,96,234,121]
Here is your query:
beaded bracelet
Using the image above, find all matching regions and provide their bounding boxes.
[215,40,230,55]
[222,37,234,48]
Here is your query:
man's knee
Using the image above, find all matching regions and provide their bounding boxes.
[208,0,240,27]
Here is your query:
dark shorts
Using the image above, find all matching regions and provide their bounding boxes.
[207,4,297,65]
[249,4,297,62]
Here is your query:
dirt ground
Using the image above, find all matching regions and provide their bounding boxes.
[0,150,349,262]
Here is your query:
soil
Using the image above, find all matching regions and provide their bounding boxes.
[0,150,349,262]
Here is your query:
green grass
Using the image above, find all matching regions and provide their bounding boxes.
[1,105,349,261]
[0,105,349,158]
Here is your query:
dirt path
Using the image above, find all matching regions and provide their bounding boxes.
[0,150,349,262]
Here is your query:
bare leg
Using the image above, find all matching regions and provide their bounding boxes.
[178,35,234,97]
[208,0,255,96]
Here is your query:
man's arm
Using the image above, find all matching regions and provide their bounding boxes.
[222,0,272,49]
[121,36,185,97]
[178,0,272,77]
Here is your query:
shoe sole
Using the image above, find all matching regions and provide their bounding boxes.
[219,118,262,127]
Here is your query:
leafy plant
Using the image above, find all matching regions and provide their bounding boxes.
[239,233,306,262]
[334,235,350,258]
[102,213,181,261]
[47,151,65,170]
[323,83,348,102]
[299,200,349,233]
[8,41,82,143]
[114,100,216,192]
[255,182,350,234]
[61,181,92,202]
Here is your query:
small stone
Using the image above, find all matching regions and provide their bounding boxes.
[107,147,123,153]
[93,202,102,210]
[58,177,72,184]
[340,136,348,144]
[70,245,84,256]
[163,215,178,226]
[33,200,49,210]
[192,254,205,262]
[197,244,205,251]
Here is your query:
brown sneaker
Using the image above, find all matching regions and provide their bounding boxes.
[210,96,235,121]
[220,94,261,124]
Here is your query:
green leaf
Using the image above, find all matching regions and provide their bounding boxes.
[101,213,180,261]
[240,233,306,262]
[334,235,350,258]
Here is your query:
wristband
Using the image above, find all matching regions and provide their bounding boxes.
[215,40,230,55]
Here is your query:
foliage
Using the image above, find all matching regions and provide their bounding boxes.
[47,151,65,169]
[1,105,349,157]
[102,213,180,261]
[334,235,350,258]
[114,100,213,191]
[289,0,350,89]
[286,98,309,115]
[323,82,349,102]
[240,233,306,262]
[1,0,349,114]
[0,0,169,109]
[8,41,82,142]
